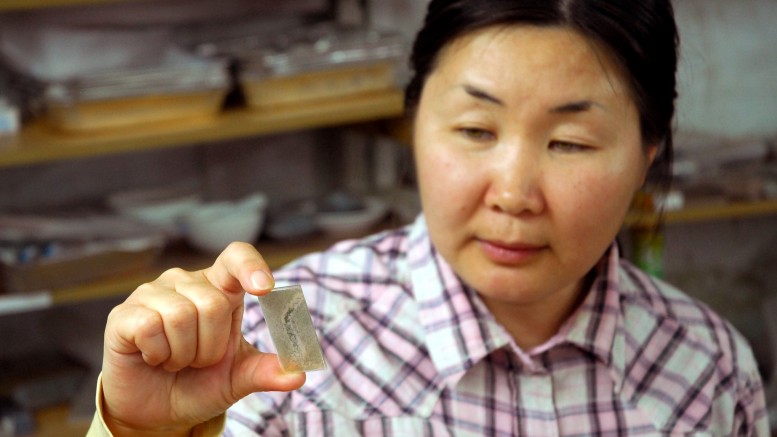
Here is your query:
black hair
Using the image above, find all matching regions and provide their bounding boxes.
[405,0,679,192]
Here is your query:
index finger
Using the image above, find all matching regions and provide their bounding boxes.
[203,241,275,297]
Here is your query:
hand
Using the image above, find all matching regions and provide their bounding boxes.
[100,242,305,437]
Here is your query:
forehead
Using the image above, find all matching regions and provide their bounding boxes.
[430,25,633,105]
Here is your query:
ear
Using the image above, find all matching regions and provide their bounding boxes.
[641,143,659,185]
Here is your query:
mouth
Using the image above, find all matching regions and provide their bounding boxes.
[477,238,547,265]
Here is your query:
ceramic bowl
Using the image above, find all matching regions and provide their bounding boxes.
[108,184,202,235]
[182,193,268,254]
[314,196,388,238]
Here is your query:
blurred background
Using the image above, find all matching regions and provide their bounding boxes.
[0,0,775,435]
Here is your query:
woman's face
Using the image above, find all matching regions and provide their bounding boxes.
[414,26,655,315]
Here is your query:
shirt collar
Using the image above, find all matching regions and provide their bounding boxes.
[407,216,626,387]
[561,244,626,385]
[407,215,512,386]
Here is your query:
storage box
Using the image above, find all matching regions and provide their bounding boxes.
[0,237,164,294]
[241,62,397,108]
[0,98,20,136]
[43,57,230,132]
[0,214,167,294]
[237,25,405,109]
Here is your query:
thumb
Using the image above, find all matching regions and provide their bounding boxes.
[229,339,306,401]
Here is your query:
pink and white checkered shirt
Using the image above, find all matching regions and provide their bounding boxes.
[229,216,769,436]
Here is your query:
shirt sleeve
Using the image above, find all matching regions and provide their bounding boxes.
[723,328,771,437]
[86,373,226,437]
[736,365,771,436]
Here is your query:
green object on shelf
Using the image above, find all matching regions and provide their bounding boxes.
[632,228,665,278]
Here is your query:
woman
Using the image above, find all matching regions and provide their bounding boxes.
[91,0,770,435]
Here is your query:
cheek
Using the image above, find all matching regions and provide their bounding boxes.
[553,165,640,239]
[416,147,475,210]
[416,149,444,199]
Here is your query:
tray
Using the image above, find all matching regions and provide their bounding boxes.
[241,62,397,108]
[0,214,167,294]
[236,24,405,108]
[42,56,230,131]
[0,237,164,294]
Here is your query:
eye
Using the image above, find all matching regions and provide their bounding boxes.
[549,140,592,153]
[457,127,496,142]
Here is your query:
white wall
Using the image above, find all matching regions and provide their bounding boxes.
[674,0,777,139]
[652,0,777,379]
[367,0,428,40]
[665,0,777,298]
[0,0,325,27]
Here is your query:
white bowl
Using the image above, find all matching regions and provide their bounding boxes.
[182,193,268,254]
[108,184,202,234]
[314,197,388,238]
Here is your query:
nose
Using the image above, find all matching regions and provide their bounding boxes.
[484,145,546,216]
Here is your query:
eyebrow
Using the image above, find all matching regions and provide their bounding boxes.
[462,84,606,114]
[549,100,602,114]
[462,85,505,106]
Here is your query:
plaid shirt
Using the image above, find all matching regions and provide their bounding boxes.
[228,216,770,436]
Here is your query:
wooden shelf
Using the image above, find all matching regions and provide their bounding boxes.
[0,90,405,168]
[3,200,775,315]
[0,0,138,11]
[33,404,91,437]
[624,198,777,227]
[0,236,343,316]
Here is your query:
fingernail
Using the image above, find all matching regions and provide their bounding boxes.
[250,270,273,291]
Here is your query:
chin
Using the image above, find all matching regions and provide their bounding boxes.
[461,263,537,298]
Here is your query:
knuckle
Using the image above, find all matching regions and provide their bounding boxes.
[105,305,130,336]
[227,240,248,249]
[130,279,172,301]
[134,309,164,338]
[106,303,125,322]
[126,282,165,305]
[195,293,230,321]
[133,282,157,296]
[161,300,197,330]
[225,241,253,254]
[159,267,191,281]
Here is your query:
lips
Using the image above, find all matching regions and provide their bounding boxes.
[477,238,546,265]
